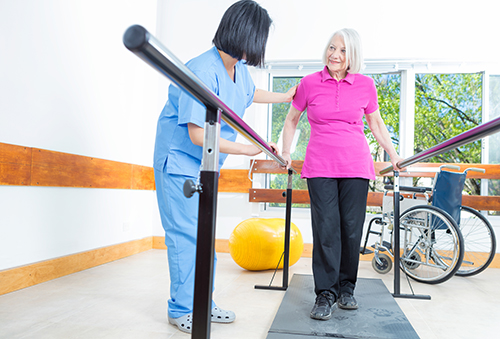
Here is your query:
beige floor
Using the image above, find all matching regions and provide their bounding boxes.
[0,250,499,339]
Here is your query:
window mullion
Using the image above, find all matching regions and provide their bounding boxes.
[481,71,490,200]
[399,69,415,186]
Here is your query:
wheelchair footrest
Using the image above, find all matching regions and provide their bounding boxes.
[359,247,374,255]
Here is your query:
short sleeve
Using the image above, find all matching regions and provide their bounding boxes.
[177,69,218,127]
[365,78,379,115]
[291,80,308,112]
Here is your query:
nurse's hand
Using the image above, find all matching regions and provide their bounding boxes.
[283,85,298,103]
[242,142,279,157]
[269,142,279,155]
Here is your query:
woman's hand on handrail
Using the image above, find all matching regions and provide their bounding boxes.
[391,154,406,172]
[281,151,292,170]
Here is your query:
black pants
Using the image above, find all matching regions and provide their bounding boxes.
[307,177,369,299]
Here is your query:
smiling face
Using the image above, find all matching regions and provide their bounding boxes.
[325,34,348,78]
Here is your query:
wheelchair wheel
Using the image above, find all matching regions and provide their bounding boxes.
[372,252,392,274]
[394,205,464,284]
[402,251,421,270]
[456,206,496,277]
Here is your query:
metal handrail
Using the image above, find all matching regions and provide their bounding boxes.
[122,25,288,169]
[380,116,500,175]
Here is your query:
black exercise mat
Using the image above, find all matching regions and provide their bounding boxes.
[267,274,419,339]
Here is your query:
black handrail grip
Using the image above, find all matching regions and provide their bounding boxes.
[123,25,148,51]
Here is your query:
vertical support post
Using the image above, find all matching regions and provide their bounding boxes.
[282,168,293,289]
[392,171,401,296]
[192,106,221,339]
[254,168,293,291]
[392,171,430,300]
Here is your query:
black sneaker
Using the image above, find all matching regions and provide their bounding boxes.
[310,291,335,320]
[338,293,358,310]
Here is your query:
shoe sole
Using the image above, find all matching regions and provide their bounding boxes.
[338,304,358,310]
[212,317,234,323]
[310,312,333,320]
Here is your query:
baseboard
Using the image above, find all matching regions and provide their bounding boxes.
[0,237,152,295]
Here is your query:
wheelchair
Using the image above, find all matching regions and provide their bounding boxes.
[361,165,497,284]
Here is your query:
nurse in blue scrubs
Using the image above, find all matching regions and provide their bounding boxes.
[153,0,297,334]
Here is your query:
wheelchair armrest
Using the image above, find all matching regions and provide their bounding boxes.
[384,185,429,193]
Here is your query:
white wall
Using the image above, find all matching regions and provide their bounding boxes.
[0,0,162,270]
[158,0,500,63]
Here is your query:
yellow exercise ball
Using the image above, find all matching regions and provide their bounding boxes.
[229,218,304,271]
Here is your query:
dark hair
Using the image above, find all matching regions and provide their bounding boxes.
[212,0,272,67]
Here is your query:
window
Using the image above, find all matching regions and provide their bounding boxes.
[413,73,483,193]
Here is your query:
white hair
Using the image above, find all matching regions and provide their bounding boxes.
[322,28,363,74]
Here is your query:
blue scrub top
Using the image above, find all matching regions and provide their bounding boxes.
[153,47,256,177]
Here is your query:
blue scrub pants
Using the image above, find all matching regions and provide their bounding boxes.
[155,168,217,319]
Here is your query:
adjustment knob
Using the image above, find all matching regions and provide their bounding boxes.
[183,179,201,198]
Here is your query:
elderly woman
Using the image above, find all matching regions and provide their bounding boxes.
[281,28,403,320]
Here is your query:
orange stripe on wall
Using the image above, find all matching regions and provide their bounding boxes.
[0,143,32,186]
[1,143,247,192]
[1,142,155,190]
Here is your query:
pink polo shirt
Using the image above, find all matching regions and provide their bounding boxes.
[292,66,378,180]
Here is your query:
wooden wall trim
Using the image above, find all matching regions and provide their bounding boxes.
[0,237,153,295]
[0,143,248,192]
[0,143,32,185]
[0,142,156,190]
